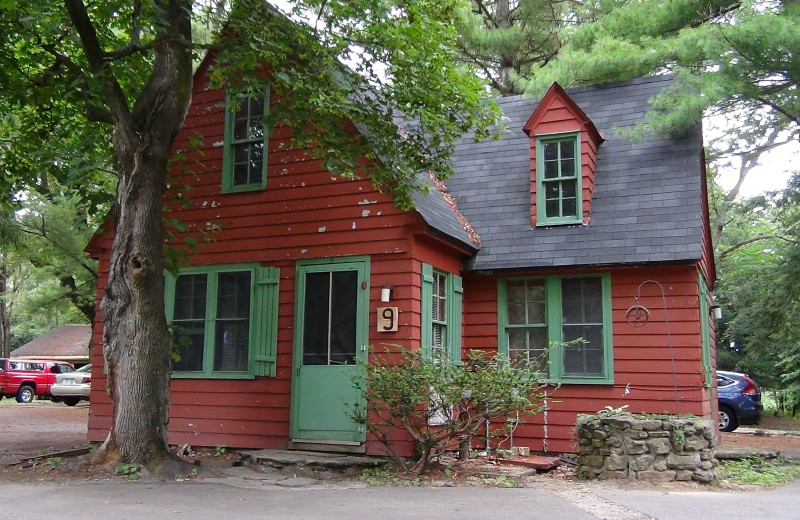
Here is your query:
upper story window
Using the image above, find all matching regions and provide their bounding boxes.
[165,263,279,378]
[223,89,269,193]
[498,274,613,384]
[536,132,581,225]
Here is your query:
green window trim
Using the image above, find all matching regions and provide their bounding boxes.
[164,263,279,379]
[535,131,582,226]
[222,87,270,193]
[498,273,613,384]
[421,264,463,363]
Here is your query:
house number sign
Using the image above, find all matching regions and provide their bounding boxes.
[377,307,398,332]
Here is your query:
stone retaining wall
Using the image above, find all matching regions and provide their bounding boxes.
[575,413,718,483]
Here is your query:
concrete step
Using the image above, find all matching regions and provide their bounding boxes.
[240,449,389,479]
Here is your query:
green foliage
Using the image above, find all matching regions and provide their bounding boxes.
[714,173,800,394]
[0,190,101,347]
[454,0,566,96]
[528,0,800,145]
[595,405,630,417]
[351,347,550,476]
[167,323,192,363]
[719,457,800,486]
[114,462,142,481]
[46,457,61,470]
[214,444,228,457]
[359,467,422,487]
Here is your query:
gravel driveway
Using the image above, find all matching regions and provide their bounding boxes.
[0,400,89,465]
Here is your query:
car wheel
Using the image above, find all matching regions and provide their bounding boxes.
[719,405,738,432]
[63,397,80,406]
[15,385,35,404]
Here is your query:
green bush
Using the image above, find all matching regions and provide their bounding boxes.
[350,347,550,476]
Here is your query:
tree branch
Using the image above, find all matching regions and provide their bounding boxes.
[718,233,800,260]
[63,0,131,124]
[755,96,800,129]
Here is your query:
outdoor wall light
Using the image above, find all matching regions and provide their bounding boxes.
[711,306,723,320]
[380,284,394,303]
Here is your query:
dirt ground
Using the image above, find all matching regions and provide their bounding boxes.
[2,400,800,484]
[718,414,800,454]
[0,400,90,466]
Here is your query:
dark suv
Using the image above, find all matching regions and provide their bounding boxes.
[717,370,763,432]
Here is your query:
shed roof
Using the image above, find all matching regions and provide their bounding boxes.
[11,324,92,362]
[445,75,705,272]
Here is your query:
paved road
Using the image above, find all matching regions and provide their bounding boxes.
[2,478,800,520]
[0,483,600,520]
[594,478,800,520]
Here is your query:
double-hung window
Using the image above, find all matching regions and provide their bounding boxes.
[536,132,581,225]
[222,88,269,192]
[421,264,463,363]
[165,263,279,378]
[498,274,612,383]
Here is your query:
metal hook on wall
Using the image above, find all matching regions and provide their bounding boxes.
[627,280,680,416]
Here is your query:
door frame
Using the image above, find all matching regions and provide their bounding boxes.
[289,256,370,451]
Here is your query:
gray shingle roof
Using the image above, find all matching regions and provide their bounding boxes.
[444,75,705,272]
[411,177,478,250]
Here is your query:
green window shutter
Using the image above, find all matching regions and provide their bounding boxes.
[253,266,280,377]
[698,273,713,388]
[449,274,463,363]
[421,263,434,359]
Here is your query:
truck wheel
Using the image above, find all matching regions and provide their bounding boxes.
[16,385,35,404]
[63,397,80,406]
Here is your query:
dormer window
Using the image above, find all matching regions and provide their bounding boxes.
[523,83,603,227]
[536,132,581,225]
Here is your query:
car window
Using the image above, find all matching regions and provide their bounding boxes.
[717,375,735,387]
[75,365,91,373]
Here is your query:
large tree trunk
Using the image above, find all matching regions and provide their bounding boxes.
[100,152,174,463]
[65,0,194,464]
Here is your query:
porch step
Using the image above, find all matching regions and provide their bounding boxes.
[240,449,389,479]
[494,455,561,472]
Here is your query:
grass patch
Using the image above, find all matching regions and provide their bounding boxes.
[719,457,800,486]
[359,467,422,487]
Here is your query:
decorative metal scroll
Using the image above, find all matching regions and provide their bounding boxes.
[625,305,651,327]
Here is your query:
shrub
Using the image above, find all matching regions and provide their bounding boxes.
[351,347,550,475]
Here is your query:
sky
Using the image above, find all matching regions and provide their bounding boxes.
[716,140,799,198]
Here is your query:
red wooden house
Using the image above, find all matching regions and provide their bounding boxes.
[86,62,717,456]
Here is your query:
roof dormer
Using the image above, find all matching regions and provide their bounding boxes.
[523,83,603,227]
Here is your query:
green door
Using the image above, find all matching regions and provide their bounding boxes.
[290,257,369,447]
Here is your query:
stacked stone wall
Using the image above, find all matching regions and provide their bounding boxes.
[575,413,717,483]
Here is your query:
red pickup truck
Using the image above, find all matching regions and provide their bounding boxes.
[0,358,75,404]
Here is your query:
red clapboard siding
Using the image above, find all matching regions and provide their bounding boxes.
[459,264,711,454]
